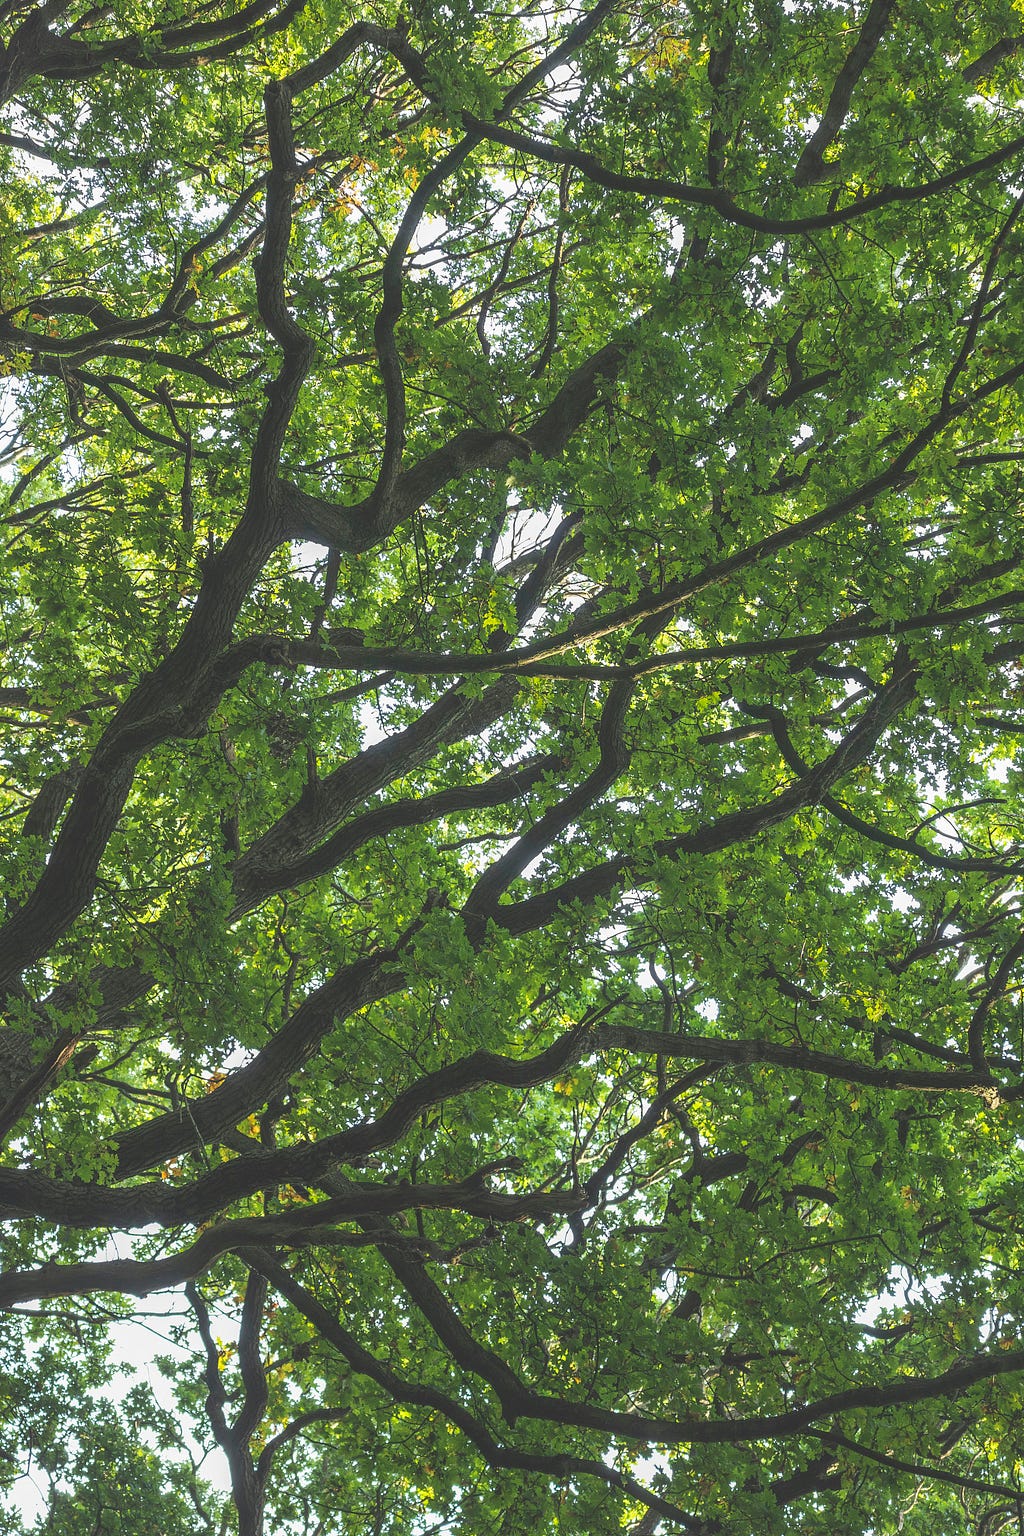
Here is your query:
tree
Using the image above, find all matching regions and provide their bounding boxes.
[3,0,1024,1529]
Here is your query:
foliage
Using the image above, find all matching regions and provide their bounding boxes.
[3,0,1024,1531]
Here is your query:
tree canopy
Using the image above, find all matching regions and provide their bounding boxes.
[4,0,1024,1531]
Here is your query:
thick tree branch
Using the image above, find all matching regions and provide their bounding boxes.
[793,0,896,185]
[257,1255,705,1531]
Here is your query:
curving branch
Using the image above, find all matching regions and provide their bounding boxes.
[462,117,1024,238]
[258,1253,707,1531]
